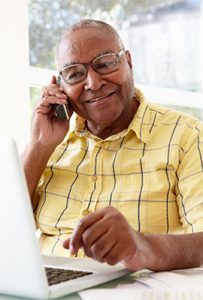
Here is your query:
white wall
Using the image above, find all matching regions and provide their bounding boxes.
[201,1,203,92]
[0,0,30,152]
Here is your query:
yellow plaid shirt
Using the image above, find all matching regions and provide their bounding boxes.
[34,88,203,256]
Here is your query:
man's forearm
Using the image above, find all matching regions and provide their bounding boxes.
[134,231,203,271]
[22,142,54,205]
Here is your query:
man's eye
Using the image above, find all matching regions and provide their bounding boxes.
[95,61,116,70]
[63,65,86,82]
[68,71,84,80]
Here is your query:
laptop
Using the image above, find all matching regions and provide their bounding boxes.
[0,135,130,299]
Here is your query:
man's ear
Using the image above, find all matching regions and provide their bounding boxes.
[125,50,133,69]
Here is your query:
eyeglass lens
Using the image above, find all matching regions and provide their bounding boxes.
[61,53,121,85]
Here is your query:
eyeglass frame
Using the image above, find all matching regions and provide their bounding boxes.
[58,49,126,85]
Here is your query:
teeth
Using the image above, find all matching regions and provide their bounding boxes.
[88,96,105,103]
[86,91,115,103]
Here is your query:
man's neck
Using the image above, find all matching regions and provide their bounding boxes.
[86,99,139,140]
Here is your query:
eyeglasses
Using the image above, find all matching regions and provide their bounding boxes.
[59,49,125,85]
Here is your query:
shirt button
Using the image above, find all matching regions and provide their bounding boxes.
[81,209,91,216]
[92,175,97,181]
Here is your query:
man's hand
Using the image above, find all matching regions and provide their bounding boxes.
[63,207,203,272]
[32,75,70,148]
[63,207,147,270]
[22,75,71,201]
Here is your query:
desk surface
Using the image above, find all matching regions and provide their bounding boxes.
[0,274,134,300]
[1,263,203,300]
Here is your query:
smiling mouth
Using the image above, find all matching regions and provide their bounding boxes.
[86,91,116,103]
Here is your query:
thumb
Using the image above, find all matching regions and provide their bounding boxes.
[62,238,71,249]
[51,75,57,84]
[63,237,80,255]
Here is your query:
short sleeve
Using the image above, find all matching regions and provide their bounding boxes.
[176,121,203,233]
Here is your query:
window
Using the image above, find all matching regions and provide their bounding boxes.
[29,0,203,119]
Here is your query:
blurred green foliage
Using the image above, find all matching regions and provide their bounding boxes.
[29,0,137,68]
[29,0,200,69]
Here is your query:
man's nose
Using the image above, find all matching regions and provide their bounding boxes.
[84,67,106,91]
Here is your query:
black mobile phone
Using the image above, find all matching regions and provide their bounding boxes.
[53,76,69,120]
[53,103,69,120]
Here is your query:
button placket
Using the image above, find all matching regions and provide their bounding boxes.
[91,142,106,211]
[81,140,100,215]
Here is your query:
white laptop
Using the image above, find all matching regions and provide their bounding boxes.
[0,136,130,299]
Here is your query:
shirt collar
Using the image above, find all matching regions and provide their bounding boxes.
[64,88,150,143]
[129,88,150,143]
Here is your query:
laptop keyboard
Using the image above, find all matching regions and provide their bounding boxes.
[45,267,93,286]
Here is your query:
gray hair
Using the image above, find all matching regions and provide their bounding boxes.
[54,19,124,62]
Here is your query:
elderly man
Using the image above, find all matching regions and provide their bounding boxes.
[23,19,203,272]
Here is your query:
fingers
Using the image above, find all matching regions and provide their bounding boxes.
[88,230,116,262]
[81,219,109,259]
[63,207,139,268]
[36,76,68,117]
[63,215,115,262]
[35,103,53,116]
[69,210,105,255]
[63,216,114,260]
[40,96,67,107]
[103,240,125,265]
[41,75,67,98]
[63,238,70,249]
[35,96,67,118]
[41,85,67,100]
[51,75,57,84]
[82,223,126,264]
[63,238,83,257]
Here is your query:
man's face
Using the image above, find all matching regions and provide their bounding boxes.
[56,27,135,126]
